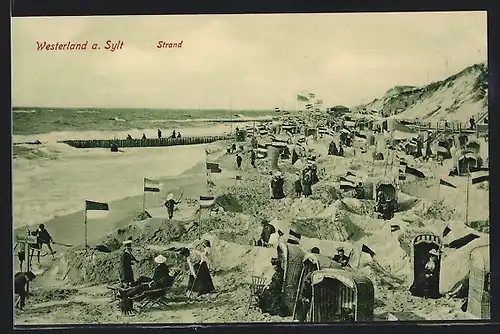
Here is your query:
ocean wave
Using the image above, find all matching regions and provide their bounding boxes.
[13,109,37,113]
[76,110,100,114]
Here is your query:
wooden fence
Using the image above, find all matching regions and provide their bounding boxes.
[60,135,231,149]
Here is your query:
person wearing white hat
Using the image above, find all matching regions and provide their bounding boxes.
[164,193,181,220]
[118,253,178,309]
[120,238,137,287]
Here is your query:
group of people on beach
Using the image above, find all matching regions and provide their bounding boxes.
[125,129,182,141]
[13,224,56,310]
[117,238,216,313]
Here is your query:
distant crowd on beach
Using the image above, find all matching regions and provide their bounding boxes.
[125,129,182,141]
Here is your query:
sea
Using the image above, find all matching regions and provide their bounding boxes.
[12,107,275,228]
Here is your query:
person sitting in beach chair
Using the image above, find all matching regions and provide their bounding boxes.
[117,254,178,313]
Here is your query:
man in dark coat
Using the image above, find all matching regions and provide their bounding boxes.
[250,149,256,168]
[258,220,276,247]
[14,271,36,310]
[333,247,349,267]
[120,239,138,287]
[236,154,243,170]
[294,172,303,198]
[157,129,162,139]
[274,172,285,199]
[258,258,288,316]
[302,172,312,197]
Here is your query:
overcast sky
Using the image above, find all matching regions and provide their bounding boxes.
[11,12,487,110]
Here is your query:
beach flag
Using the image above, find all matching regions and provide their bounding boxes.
[144,178,161,192]
[84,200,109,248]
[297,94,309,102]
[305,104,313,110]
[442,226,451,237]
[390,225,400,232]
[287,228,301,245]
[309,93,315,99]
[439,178,457,189]
[471,170,488,185]
[275,107,281,113]
[85,200,109,211]
[340,180,356,189]
[199,196,216,208]
[405,166,425,178]
[315,100,323,105]
[206,162,222,173]
[361,244,376,257]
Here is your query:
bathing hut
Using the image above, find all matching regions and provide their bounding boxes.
[465,140,481,155]
[456,149,479,175]
[467,245,490,319]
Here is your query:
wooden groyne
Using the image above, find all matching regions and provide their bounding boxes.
[59,135,231,149]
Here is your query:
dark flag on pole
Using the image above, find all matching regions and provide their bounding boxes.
[361,244,376,257]
[85,200,109,211]
[442,226,451,237]
[405,166,425,178]
[439,179,457,189]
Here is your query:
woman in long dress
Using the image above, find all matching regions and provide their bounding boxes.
[179,243,215,297]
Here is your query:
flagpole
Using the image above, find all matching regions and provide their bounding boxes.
[142,178,146,213]
[465,165,470,224]
[84,202,88,248]
[436,181,441,200]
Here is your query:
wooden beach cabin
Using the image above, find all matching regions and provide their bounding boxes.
[467,245,490,319]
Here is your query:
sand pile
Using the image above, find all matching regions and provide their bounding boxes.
[409,199,456,221]
[59,247,186,285]
[309,181,343,205]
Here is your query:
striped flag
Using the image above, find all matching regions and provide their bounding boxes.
[275,107,281,113]
[309,93,315,99]
[85,200,109,211]
[206,162,222,173]
[297,94,309,102]
[439,178,457,189]
[199,196,216,208]
[259,129,268,135]
[471,170,488,185]
[144,178,161,192]
[315,100,323,105]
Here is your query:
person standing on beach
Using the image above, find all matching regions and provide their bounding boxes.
[179,246,216,297]
[120,240,138,287]
[164,193,181,220]
[177,132,181,138]
[14,242,26,271]
[250,149,256,168]
[172,130,176,138]
[236,154,242,170]
[294,172,303,198]
[37,224,56,260]
[258,220,276,247]
[157,129,162,139]
[302,172,312,198]
[14,271,36,310]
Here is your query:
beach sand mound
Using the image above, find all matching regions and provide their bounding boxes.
[59,248,187,286]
